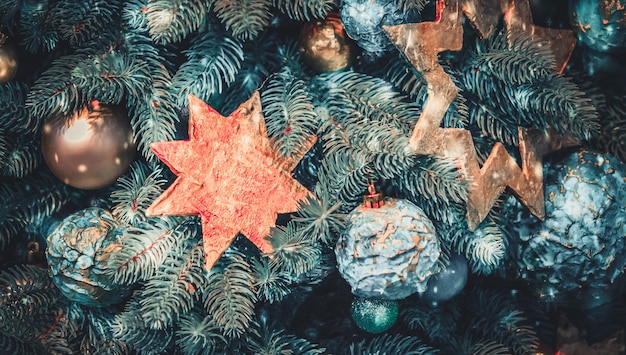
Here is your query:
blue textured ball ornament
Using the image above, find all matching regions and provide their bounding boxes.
[335,198,441,300]
[46,207,130,307]
[351,297,399,333]
[420,253,468,304]
[506,149,626,307]
[339,0,419,54]
[569,0,626,52]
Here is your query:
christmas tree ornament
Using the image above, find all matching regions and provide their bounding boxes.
[41,101,136,190]
[384,0,579,230]
[46,207,131,307]
[0,33,17,84]
[351,297,399,334]
[339,0,419,54]
[335,190,441,300]
[299,12,356,73]
[146,93,312,271]
[420,253,468,304]
[506,149,626,306]
[569,0,626,52]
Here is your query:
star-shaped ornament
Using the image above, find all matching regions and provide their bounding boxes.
[146,93,312,270]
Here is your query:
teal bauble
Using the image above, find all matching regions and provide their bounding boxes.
[335,198,441,300]
[46,207,130,307]
[505,149,626,308]
[569,0,626,52]
[351,297,399,333]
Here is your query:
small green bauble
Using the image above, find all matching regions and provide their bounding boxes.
[46,207,130,307]
[351,297,399,333]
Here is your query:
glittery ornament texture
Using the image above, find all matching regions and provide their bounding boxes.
[335,199,441,300]
[46,207,130,307]
[506,149,626,305]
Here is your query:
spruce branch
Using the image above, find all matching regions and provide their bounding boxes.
[49,0,122,47]
[292,193,346,245]
[262,69,318,161]
[0,171,71,251]
[176,312,227,355]
[203,252,257,338]
[145,0,211,44]
[113,309,174,354]
[137,240,206,329]
[349,334,438,355]
[0,135,41,178]
[452,217,506,275]
[246,321,326,354]
[213,0,272,41]
[171,26,244,107]
[0,82,33,134]
[267,221,322,277]
[396,0,429,12]
[316,150,373,211]
[19,0,60,52]
[251,257,291,304]
[272,0,333,21]
[107,217,197,285]
[0,264,58,321]
[111,162,168,226]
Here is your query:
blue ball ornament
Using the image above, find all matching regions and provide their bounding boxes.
[351,297,399,333]
[420,253,468,304]
[46,207,131,307]
[569,0,626,52]
[506,149,626,307]
[339,0,420,54]
[335,198,441,300]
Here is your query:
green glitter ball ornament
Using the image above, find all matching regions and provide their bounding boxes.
[46,207,130,307]
[351,297,399,333]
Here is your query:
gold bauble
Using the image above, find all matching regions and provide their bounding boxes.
[0,43,17,84]
[41,101,136,190]
[299,12,355,72]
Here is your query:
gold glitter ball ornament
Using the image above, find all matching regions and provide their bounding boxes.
[41,101,136,190]
[299,12,355,72]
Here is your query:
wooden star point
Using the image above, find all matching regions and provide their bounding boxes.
[146,93,311,270]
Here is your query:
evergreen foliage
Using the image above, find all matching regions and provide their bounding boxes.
[1,0,625,353]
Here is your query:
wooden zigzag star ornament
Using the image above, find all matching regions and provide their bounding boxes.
[383,0,579,230]
[146,93,311,271]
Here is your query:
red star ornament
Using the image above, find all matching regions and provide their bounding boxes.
[145,93,311,271]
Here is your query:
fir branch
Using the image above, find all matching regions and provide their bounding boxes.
[349,334,438,355]
[246,322,326,354]
[213,0,272,41]
[113,310,174,354]
[145,0,211,44]
[0,331,47,355]
[384,53,428,101]
[467,30,554,85]
[19,0,60,52]
[0,0,22,29]
[27,54,88,121]
[138,240,206,329]
[0,264,58,321]
[392,156,467,224]
[262,69,318,161]
[402,303,461,342]
[267,221,322,277]
[469,102,520,146]
[122,0,150,30]
[72,50,152,105]
[111,162,168,226]
[203,252,257,338]
[454,218,505,275]
[0,135,41,178]
[171,26,244,107]
[446,335,510,355]
[317,150,373,210]
[0,171,71,251]
[292,193,346,245]
[49,0,122,47]
[0,82,34,134]
[272,0,333,21]
[176,312,227,355]
[251,257,291,303]
[107,217,197,285]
